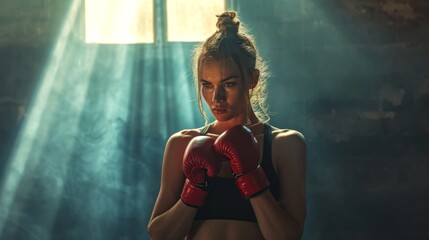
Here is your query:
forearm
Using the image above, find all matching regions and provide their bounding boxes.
[250,190,303,240]
[148,200,198,240]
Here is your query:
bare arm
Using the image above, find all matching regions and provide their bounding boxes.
[250,130,307,240]
[147,132,198,240]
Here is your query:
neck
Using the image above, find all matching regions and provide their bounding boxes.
[211,109,260,133]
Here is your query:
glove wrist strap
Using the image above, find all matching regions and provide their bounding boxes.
[181,179,208,208]
[236,167,270,199]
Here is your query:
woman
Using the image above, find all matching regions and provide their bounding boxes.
[147,11,306,240]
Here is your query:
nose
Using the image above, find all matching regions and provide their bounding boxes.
[212,86,226,103]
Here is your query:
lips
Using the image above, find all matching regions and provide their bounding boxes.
[212,108,227,114]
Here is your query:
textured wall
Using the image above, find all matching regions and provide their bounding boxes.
[237,0,429,239]
[0,0,428,239]
[0,0,68,163]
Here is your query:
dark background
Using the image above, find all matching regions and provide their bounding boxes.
[1,0,428,239]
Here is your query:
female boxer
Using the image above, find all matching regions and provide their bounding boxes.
[147,11,307,240]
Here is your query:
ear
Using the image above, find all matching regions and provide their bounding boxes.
[249,69,260,89]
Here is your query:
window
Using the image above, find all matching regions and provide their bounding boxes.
[85,0,225,44]
[166,0,225,42]
[85,0,154,44]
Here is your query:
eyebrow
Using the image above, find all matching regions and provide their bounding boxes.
[199,75,240,83]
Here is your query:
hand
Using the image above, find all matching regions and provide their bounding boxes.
[181,136,221,207]
[214,125,269,198]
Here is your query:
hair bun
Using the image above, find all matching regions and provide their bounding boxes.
[216,11,240,34]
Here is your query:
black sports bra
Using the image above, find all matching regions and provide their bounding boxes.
[194,123,280,222]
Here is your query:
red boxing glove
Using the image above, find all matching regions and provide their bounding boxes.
[214,125,269,199]
[181,136,221,208]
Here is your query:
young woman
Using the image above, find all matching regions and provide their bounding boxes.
[147,11,307,240]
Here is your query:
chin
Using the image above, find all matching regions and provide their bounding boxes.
[212,114,232,122]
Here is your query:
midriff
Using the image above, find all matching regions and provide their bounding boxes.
[187,219,264,240]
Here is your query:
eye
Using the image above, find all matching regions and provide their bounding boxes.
[201,82,213,89]
[224,82,237,88]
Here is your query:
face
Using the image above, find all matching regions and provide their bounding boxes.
[199,58,249,123]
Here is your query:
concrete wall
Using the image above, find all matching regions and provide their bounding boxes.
[237,1,429,239]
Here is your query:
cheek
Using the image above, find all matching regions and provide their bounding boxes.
[233,91,249,111]
[229,89,245,103]
[201,89,211,103]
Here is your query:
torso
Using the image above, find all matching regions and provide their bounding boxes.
[187,220,263,240]
[180,123,289,240]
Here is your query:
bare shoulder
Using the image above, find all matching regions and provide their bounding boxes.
[271,126,306,148]
[270,126,306,170]
[150,127,203,220]
[166,128,202,149]
[161,127,204,179]
[270,126,307,232]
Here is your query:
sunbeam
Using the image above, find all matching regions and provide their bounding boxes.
[85,0,154,43]
[0,0,197,239]
[0,0,84,236]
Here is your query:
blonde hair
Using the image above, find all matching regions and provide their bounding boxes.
[192,11,270,125]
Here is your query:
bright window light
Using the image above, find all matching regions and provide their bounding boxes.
[167,0,225,42]
[85,0,154,44]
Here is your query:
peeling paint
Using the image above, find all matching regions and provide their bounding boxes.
[341,1,419,21]
[380,85,406,106]
[341,0,375,13]
[380,1,417,20]
[418,79,429,96]
[359,111,396,120]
